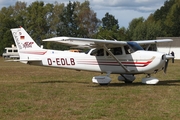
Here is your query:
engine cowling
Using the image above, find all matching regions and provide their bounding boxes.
[92,76,111,85]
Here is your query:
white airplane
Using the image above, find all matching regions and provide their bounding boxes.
[10,27,174,85]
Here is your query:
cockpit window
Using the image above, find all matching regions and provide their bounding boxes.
[127,41,144,52]
[124,45,131,54]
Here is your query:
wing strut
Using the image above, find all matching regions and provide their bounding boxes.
[103,44,130,73]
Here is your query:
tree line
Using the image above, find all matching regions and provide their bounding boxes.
[0,0,179,55]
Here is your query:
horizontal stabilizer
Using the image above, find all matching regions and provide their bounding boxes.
[5,59,42,65]
[5,59,42,62]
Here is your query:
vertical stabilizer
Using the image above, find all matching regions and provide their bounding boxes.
[11,27,45,63]
[11,27,41,51]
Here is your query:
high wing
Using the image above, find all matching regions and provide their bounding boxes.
[43,37,127,48]
[43,37,172,48]
[135,39,173,45]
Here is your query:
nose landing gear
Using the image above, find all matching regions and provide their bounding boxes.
[141,74,159,84]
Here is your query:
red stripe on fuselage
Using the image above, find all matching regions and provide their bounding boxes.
[77,60,153,67]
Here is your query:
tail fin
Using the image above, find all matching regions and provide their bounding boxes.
[10,27,45,63]
[11,27,41,51]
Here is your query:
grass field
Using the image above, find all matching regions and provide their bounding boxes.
[0,57,180,120]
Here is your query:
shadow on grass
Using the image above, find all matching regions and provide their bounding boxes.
[107,79,180,87]
[90,79,180,87]
[158,79,180,85]
[31,79,180,87]
[31,80,90,84]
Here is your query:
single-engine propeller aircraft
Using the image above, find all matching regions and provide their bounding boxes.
[10,27,174,85]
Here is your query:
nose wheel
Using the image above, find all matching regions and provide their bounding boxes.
[142,74,159,84]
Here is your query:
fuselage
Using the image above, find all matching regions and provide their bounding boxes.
[20,49,166,75]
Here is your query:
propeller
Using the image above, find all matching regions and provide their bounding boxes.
[164,59,169,73]
[163,54,174,73]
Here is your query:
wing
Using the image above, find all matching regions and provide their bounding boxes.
[43,37,173,48]
[43,37,127,48]
[135,39,173,45]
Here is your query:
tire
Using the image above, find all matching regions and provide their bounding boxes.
[124,80,133,84]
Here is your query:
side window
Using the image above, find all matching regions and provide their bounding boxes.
[113,47,122,55]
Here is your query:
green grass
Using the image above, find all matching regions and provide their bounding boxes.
[0,57,180,120]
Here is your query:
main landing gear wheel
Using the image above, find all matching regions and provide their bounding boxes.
[124,80,133,84]
[118,74,135,84]
[99,83,109,86]
[92,76,111,85]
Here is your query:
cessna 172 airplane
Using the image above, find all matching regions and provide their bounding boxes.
[10,27,174,85]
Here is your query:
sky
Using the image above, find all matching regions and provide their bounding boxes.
[0,0,167,28]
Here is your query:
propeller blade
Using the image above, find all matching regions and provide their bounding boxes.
[164,59,169,74]
[163,54,174,74]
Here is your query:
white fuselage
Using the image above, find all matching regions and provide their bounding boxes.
[20,49,166,75]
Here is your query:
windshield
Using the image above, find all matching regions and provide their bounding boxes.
[127,41,144,52]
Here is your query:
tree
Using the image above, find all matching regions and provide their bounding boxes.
[44,2,65,50]
[132,21,164,40]
[102,12,119,31]
[95,12,120,40]
[132,22,146,40]
[153,0,175,21]
[0,1,101,52]
[57,1,78,37]
[47,2,64,37]
[164,0,180,36]
[57,1,100,38]
[117,27,128,41]
[151,0,180,37]
[75,1,100,37]
[127,17,144,40]
[12,1,27,27]
[0,6,18,55]
[25,1,50,45]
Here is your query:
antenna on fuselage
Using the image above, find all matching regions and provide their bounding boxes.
[99,35,106,40]
[108,36,117,41]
